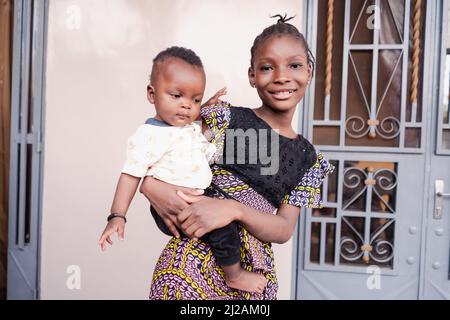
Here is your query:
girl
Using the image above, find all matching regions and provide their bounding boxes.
[142,15,334,300]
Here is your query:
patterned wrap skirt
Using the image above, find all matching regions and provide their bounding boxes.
[149,165,278,300]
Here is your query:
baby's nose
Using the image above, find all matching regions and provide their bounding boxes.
[181,101,192,109]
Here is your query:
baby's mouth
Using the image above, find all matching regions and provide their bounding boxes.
[268,89,297,100]
[176,114,190,120]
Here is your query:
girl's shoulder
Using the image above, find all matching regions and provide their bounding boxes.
[200,101,232,125]
[293,135,334,178]
[200,101,253,132]
[298,135,317,160]
[282,148,335,209]
[201,101,280,131]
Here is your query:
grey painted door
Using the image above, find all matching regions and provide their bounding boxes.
[423,120,450,299]
[297,0,448,299]
[7,0,46,300]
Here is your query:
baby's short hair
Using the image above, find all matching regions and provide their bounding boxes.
[150,46,203,84]
[154,46,203,67]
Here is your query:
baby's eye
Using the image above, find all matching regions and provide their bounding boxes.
[193,99,201,104]
[171,93,181,98]
[290,63,303,69]
[260,65,273,72]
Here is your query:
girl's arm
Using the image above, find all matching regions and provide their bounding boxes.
[139,176,205,238]
[236,202,300,244]
[177,194,300,244]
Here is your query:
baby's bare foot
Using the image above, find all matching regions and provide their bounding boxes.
[225,269,268,293]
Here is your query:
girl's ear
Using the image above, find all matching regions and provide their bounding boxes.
[147,85,156,104]
[248,67,256,88]
[307,63,313,82]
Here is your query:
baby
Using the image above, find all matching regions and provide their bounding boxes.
[99,46,267,294]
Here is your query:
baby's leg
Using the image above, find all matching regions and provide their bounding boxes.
[201,221,267,293]
[222,262,268,294]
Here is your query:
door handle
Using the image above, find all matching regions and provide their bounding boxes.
[435,180,450,219]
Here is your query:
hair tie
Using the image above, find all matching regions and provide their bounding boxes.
[270,13,295,24]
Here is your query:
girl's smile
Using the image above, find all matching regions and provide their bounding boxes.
[267,88,298,100]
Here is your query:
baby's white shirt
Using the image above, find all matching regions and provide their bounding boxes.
[121,120,216,189]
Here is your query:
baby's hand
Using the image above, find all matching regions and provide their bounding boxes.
[98,219,125,251]
[201,87,227,107]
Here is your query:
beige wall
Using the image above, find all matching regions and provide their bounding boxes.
[41,0,303,299]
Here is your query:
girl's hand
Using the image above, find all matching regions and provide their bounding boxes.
[139,176,204,238]
[98,218,125,251]
[201,87,227,107]
[177,192,239,239]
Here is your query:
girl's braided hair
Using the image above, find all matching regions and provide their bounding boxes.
[250,14,315,75]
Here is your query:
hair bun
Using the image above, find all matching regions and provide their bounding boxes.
[270,13,295,24]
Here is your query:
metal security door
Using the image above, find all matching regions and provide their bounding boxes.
[421,0,450,299]
[297,0,430,299]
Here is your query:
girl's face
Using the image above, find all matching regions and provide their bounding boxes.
[249,34,312,112]
[147,57,205,126]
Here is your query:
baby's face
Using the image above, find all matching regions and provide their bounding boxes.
[148,57,205,126]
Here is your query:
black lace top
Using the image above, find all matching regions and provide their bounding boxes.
[211,106,317,208]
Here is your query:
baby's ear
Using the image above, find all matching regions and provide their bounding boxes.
[147,85,155,104]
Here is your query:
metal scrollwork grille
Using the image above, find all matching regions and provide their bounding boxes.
[306,159,397,271]
[312,0,426,152]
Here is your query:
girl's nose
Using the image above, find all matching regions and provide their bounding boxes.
[273,69,291,84]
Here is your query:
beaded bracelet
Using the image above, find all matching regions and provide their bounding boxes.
[107,213,127,223]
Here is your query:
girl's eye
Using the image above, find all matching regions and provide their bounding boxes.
[290,63,303,69]
[171,93,181,98]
